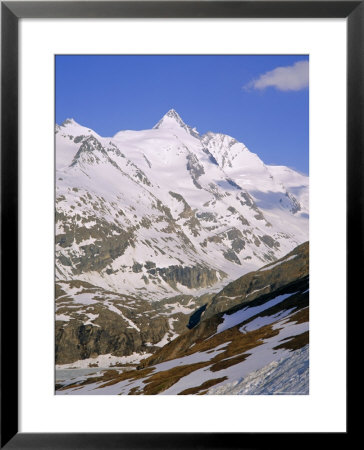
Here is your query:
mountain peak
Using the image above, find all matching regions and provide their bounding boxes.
[61,118,78,127]
[164,108,183,121]
[153,109,200,138]
[154,109,185,129]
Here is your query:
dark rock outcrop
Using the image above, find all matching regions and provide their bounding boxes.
[156,265,224,289]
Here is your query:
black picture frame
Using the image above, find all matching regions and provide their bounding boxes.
[1,1,356,448]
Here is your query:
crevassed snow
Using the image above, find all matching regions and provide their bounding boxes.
[207,345,308,395]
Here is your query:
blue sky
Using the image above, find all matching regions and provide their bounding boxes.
[56,55,309,174]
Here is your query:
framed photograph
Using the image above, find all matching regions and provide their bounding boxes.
[1,0,356,447]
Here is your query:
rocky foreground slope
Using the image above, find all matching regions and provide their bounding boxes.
[55,282,210,365]
[56,242,308,394]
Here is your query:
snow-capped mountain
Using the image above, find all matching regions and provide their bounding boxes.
[56,109,308,301]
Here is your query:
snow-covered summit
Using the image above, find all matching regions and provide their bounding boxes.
[153,108,185,128]
[154,108,182,124]
[57,117,99,140]
[153,109,200,138]
[61,118,78,127]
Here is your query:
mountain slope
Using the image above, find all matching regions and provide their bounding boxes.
[56,242,309,395]
[195,241,309,324]
[56,110,309,301]
[55,280,211,365]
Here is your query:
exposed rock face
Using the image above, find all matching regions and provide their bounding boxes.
[55,280,210,365]
[157,265,224,289]
[202,241,308,322]
[56,218,134,275]
[223,249,241,265]
[186,152,205,188]
[56,309,168,364]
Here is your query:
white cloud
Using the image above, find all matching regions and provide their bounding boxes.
[245,60,309,91]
